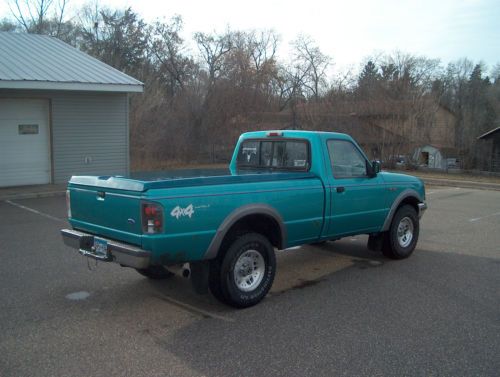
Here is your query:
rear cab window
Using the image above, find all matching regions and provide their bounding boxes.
[237,138,310,171]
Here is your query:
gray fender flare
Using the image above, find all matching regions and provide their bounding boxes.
[204,204,287,259]
[381,189,424,232]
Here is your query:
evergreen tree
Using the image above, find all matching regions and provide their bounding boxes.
[357,61,380,99]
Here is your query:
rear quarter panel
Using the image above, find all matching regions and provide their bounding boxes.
[143,177,324,264]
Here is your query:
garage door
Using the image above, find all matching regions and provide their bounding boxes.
[0,99,51,187]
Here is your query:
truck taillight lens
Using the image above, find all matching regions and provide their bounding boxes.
[66,190,71,218]
[142,203,163,234]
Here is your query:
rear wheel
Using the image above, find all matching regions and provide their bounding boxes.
[209,232,276,308]
[135,265,174,279]
[382,205,419,259]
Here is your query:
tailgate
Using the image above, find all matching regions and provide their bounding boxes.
[68,184,143,246]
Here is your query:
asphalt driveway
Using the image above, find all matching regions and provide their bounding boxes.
[0,186,499,377]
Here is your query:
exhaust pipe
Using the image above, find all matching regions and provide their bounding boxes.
[182,263,190,278]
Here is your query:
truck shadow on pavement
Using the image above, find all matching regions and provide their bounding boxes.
[146,247,500,377]
[141,239,388,316]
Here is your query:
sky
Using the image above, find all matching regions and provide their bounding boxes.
[1,0,499,73]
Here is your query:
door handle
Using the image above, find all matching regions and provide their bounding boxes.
[336,186,345,193]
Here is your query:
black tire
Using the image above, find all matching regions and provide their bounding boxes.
[209,232,276,308]
[208,257,228,304]
[135,265,174,279]
[382,205,419,259]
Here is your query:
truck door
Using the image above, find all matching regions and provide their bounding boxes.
[323,138,389,237]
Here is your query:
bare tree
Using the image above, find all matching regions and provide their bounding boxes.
[194,31,233,86]
[249,30,278,72]
[8,0,68,36]
[330,65,357,95]
[76,1,101,42]
[291,35,331,100]
[247,30,279,105]
[380,51,441,100]
[150,16,194,97]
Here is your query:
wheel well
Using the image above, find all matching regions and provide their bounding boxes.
[399,196,420,213]
[221,214,283,251]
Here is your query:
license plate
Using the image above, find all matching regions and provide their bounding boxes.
[93,237,108,257]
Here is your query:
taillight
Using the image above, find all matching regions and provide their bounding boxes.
[66,190,71,218]
[142,202,163,234]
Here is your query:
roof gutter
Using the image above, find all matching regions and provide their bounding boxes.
[0,80,144,93]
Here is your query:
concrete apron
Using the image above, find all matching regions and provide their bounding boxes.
[0,183,66,201]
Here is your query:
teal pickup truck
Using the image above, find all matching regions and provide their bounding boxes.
[61,130,427,308]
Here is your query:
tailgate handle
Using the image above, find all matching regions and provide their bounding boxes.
[97,191,106,200]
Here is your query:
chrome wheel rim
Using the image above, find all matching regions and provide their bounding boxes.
[397,217,414,248]
[234,249,265,292]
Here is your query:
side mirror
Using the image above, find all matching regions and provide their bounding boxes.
[372,160,381,175]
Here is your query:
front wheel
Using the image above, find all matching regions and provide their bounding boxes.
[209,233,276,308]
[382,205,419,259]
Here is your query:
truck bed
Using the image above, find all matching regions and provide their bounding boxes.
[69,168,319,191]
[67,168,325,254]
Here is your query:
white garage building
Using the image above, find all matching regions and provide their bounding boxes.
[0,32,143,187]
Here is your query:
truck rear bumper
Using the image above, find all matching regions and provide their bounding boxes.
[60,229,150,269]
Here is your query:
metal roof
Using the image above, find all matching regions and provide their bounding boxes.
[0,32,143,92]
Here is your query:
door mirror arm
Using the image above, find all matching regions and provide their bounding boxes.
[369,160,381,177]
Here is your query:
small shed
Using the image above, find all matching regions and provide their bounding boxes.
[413,145,458,170]
[0,32,143,187]
[477,126,500,172]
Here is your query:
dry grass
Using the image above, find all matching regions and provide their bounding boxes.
[391,170,500,184]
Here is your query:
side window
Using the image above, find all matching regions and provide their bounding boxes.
[327,140,368,178]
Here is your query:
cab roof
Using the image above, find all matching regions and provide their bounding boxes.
[239,130,352,141]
